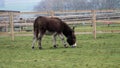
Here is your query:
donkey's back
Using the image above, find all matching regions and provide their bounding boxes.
[34,16,64,33]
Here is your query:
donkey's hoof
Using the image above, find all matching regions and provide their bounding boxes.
[53,45,57,48]
[64,44,68,48]
[32,47,34,49]
[39,47,42,49]
[72,46,76,48]
[64,46,68,48]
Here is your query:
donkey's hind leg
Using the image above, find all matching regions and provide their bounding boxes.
[38,32,44,49]
[53,33,58,48]
[32,35,37,49]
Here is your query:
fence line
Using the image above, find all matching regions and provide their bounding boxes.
[0,10,120,40]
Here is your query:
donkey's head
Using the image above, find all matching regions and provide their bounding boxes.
[66,27,77,47]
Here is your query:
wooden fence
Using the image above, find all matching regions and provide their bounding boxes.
[0,10,120,40]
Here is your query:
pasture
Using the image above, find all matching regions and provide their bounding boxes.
[0,33,120,68]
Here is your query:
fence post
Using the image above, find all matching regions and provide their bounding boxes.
[50,10,54,17]
[9,12,14,41]
[92,10,96,39]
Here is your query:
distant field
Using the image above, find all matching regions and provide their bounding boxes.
[0,33,120,68]
[75,23,120,32]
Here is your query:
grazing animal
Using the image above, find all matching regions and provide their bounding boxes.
[32,16,76,49]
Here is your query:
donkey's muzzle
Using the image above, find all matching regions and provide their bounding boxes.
[71,43,77,48]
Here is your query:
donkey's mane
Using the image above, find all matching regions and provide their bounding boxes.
[51,17,73,37]
[61,21,73,37]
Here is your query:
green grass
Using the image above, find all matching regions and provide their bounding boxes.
[0,33,120,68]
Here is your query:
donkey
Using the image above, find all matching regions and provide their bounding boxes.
[32,16,76,49]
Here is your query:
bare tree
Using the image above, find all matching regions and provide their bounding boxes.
[34,0,120,11]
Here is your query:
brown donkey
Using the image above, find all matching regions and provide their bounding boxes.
[32,16,76,49]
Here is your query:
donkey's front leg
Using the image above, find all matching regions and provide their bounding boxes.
[59,33,68,48]
[53,33,58,48]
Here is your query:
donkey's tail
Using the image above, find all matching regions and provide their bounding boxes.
[33,28,39,40]
[33,19,39,40]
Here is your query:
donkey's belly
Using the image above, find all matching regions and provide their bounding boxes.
[46,27,61,33]
[45,30,55,35]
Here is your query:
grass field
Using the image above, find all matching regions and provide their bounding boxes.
[0,33,120,68]
[75,24,120,32]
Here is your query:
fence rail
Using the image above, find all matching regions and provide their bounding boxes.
[0,10,120,40]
